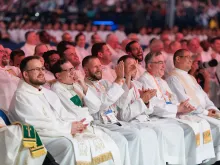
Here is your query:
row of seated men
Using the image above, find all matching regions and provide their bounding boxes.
[0,40,220,165]
[15,30,220,110]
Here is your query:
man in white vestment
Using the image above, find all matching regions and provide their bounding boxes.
[145,39,168,61]
[50,59,131,165]
[0,49,20,112]
[175,33,184,42]
[120,39,132,54]
[125,41,145,79]
[87,33,103,54]
[0,117,47,165]
[9,56,118,165]
[21,31,38,56]
[10,49,25,68]
[114,25,126,43]
[106,34,124,66]
[62,32,73,42]
[58,43,85,80]
[116,55,187,165]
[166,49,220,164]
[34,44,49,57]
[91,43,116,82]
[138,51,216,164]
[75,33,89,62]
[41,50,60,88]
[82,55,161,165]
[0,46,22,77]
[164,41,182,78]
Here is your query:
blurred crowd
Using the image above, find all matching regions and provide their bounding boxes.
[1,0,220,35]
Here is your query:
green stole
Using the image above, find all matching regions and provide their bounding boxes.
[14,122,47,158]
[70,95,83,107]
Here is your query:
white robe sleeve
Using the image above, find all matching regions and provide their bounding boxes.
[0,70,20,112]
[83,87,102,114]
[117,84,150,122]
[9,93,72,136]
[166,76,210,115]
[138,77,178,118]
[96,82,124,111]
[150,97,178,118]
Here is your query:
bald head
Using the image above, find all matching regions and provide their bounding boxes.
[169,41,182,53]
[160,33,169,41]
[121,39,132,52]
[188,38,200,53]
[106,34,119,49]
[128,33,139,42]
[175,33,184,42]
[34,44,49,57]
[62,32,72,42]
[149,39,164,52]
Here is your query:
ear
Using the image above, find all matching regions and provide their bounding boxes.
[9,60,13,66]
[97,52,103,58]
[147,63,152,70]
[55,73,61,80]
[45,63,50,70]
[175,56,181,63]
[127,52,132,56]
[22,71,29,80]
[83,67,89,76]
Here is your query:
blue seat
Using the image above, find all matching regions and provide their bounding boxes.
[0,110,11,125]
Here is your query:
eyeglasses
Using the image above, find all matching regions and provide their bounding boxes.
[150,61,164,65]
[61,67,75,73]
[178,56,192,60]
[26,67,46,72]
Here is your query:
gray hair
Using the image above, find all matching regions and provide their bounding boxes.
[145,51,162,68]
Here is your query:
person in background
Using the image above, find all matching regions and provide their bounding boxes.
[21,31,39,56]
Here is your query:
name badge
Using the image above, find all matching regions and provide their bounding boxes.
[101,110,118,124]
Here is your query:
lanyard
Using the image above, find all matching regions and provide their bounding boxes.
[149,73,168,102]
[86,77,106,93]
[131,82,139,101]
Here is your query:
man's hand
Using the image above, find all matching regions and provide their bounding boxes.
[178,99,195,114]
[139,88,156,104]
[71,118,88,135]
[208,109,218,118]
[115,61,124,84]
[126,62,137,77]
[73,71,88,94]
[125,62,137,89]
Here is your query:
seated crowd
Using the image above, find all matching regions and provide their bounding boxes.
[0,28,220,165]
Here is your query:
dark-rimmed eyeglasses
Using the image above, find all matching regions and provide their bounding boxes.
[61,67,75,73]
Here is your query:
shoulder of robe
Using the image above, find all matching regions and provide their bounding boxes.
[42,87,59,97]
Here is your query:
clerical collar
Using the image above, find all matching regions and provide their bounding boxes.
[59,81,74,90]
[20,80,43,94]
